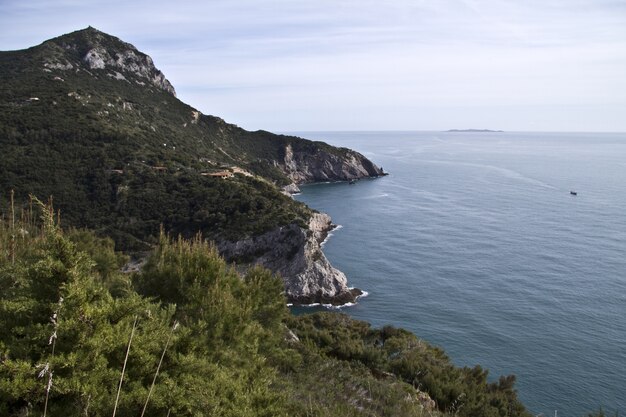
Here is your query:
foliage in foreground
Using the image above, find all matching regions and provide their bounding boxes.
[0,202,535,416]
[285,313,531,417]
[0,204,288,416]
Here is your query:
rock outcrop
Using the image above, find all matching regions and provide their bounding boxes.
[218,213,361,305]
[259,142,386,302]
[82,47,176,95]
[280,143,384,185]
[268,142,384,304]
[43,27,176,96]
[281,182,301,195]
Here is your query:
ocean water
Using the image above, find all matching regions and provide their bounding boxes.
[290,131,626,417]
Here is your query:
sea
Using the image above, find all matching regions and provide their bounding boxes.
[289,131,626,417]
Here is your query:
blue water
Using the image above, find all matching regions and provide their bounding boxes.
[290,131,626,417]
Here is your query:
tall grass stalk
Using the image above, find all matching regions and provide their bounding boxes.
[112,316,138,417]
[42,296,63,417]
[139,320,178,417]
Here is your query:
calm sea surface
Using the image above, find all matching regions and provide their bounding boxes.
[290,131,626,417]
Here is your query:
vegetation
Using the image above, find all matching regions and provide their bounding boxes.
[0,28,558,416]
[0,200,535,416]
[285,313,530,417]
[0,110,312,251]
[0,202,289,416]
[0,27,361,250]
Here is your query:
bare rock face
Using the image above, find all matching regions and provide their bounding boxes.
[218,213,361,305]
[244,142,387,301]
[44,27,176,96]
[281,183,301,195]
[81,46,176,95]
[83,48,107,69]
[280,143,384,184]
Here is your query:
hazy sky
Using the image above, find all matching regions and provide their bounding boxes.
[1,0,625,132]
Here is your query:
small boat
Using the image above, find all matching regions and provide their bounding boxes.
[349,179,357,185]
[570,191,577,196]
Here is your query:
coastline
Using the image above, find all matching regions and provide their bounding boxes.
[287,215,365,307]
[320,224,342,248]
[288,289,369,309]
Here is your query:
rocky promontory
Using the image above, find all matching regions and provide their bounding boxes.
[282,143,383,183]
[248,141,385,304]
[278,143,384,191]
[219,212,361,305]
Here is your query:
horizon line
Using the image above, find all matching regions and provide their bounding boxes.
[278,129,626,134]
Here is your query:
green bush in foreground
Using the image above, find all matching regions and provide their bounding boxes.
[0,203,288,416]
[0,201,540,417]
[286,313,531,417]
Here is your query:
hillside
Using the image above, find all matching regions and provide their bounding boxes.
[0,28,534,417]
[0,27,383,303]
[0,206,531,417]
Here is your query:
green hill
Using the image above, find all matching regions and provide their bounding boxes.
[0,27,382,251]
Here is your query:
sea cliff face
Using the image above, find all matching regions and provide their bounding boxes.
[218,213,361,305]
[238,143,385,304]
[280,143,384,186]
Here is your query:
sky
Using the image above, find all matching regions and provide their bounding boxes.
[1,0,625,132]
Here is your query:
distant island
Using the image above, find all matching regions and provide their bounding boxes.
[447,129,504,132]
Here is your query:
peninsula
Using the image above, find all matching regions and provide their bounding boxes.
[0,27,531,417]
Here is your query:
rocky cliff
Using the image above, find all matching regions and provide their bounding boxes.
[218,213,361,305]
[221,140,383,302]
[42,26,176,96]
[265,143,384,303]
[278,143,384,192]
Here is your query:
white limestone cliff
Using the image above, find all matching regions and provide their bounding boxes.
[218,213,361,305]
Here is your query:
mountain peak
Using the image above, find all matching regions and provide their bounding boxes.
[40,27,176,96]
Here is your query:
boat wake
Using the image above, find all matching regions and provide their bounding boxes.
[419,159,557,190]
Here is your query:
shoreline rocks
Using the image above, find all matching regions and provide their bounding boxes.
[218,212,361,306]
[244,143,388,304]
